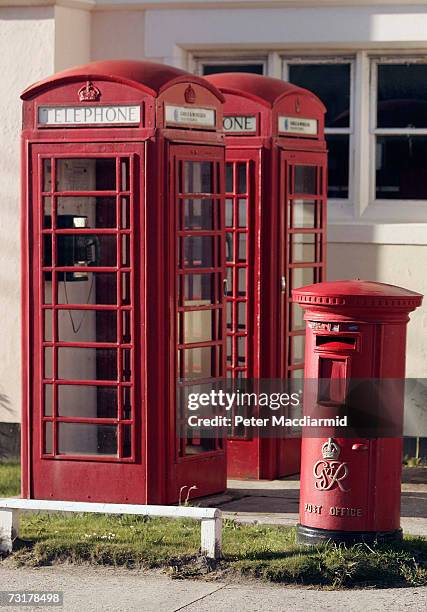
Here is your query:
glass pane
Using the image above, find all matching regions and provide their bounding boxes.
[291,234,316,263]
[184,273,217,306]
[289,64,351,128]
[43,197,51,226]
[237,163,247,194]
[120,197,130,229]
[43,273,53,304]
[238,268,246,296]
[225,199,233,227]
[58,385,117,418]
[56,158,116,191]
[58,309,117,343]
[292,267,315,289]
[122,424,132,458]
[57,197,116,229]
[238,199,247,228]
[226,301,232,329]
[376,135,427,200]
[58,347,117,381]
[226,267,233,295]
[226,164,233,193]
[183,161,213,194]
[121,158,130,191]
[44,421,53,454]
[121,310,131,343]
[291,302,305,331]
[43,159,52,192]
[327,135,349,199]
[377,64,427,128]
[290,368,304,380]
[57,272,117,305]
[291,335,305,365]
[57,234,116,268]
[183,236,214,268]
[226,336,232,364]
[294,165,316,195]
[184,347,213,379]
[183,199,214,230]
[237,302,246,330]
[182,310,214,344]
[121,235,130,267]
[44,310,52,341]
[290,199,316,228]
[237,233,247,262]
[203,63,264,76]
[237,337,246,364]
[44,348,53,379]
[122,387,132,420]
[57,423,117,456]
[226,234,233,262]
[44,385,53,416]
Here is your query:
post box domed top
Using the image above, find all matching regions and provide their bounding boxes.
[21,59,224,101]
[292,280,423,312]
[206,72,324,110]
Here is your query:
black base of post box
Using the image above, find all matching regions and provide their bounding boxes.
[296,524,403,546]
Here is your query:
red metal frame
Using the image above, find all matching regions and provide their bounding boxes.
[206,73,327,479]
[21,61,226,504]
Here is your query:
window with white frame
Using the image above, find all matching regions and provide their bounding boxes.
[283,58,354,201]
[372,58,427,201]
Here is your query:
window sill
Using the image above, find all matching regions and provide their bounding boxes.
[328,222,427,245]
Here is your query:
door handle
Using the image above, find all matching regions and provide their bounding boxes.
[281,276,286,292]
[352,443,369,451]
[223,278,228,297]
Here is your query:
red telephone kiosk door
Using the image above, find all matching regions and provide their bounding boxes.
[278,149,327,476]
[30,142,145,502]
[166,144,227,502]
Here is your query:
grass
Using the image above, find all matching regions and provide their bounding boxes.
[1,462,426,588]
[0,461,20,497]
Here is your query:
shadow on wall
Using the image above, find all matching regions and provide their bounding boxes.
[0,392,20,460]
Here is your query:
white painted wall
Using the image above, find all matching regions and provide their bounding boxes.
[328,243,427,377]
[0,6,55,423]
[55,5,91,71]
[91,10,145,61]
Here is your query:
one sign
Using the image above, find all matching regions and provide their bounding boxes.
[38,105,141,126]
[223,115,257,133]
[165,105,215,127]
[278,116,317,136]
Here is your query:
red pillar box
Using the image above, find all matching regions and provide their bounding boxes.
[21,60,227,504]
[292,280,422,544]
[206,73,327,479]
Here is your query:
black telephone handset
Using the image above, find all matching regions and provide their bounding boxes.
[43,214,101,281]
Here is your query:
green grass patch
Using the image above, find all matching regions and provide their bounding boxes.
[1,462,426,588]
[0,461,20,497]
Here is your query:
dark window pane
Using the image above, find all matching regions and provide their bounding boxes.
[56,158,116,191]
[182,162,213,194]
[294,165,317,195]
[377,64,427,128]
[57,272,117,305]
[203,64,264,76]
[376,135,427,199]
[58,347,117,380]
[57,197,116,229]
[183,236,214,268]
[182,199,214,230]
[184,273,217,306]
[289,64,351,128]
[327,134,349,198]
[226,164,233,193]
[57,234,116,268]
[184,347,214,379]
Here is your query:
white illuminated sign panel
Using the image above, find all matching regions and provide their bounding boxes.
[278,116,318,136]
[223,115,257,133]
[38,105,141,126]
[165,105,216,127]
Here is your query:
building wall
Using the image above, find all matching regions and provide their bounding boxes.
[91,10,145,61]
[0,6,55,424]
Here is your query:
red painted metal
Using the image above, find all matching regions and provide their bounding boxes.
[293,280,422,538]
[21,61,226,504]
[206,73,327,479]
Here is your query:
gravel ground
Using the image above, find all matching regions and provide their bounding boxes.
[0,565,426,612]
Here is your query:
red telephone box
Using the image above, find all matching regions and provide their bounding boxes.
[21,60,227,504]
[206,73,327,479]
[292,280,423,543]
